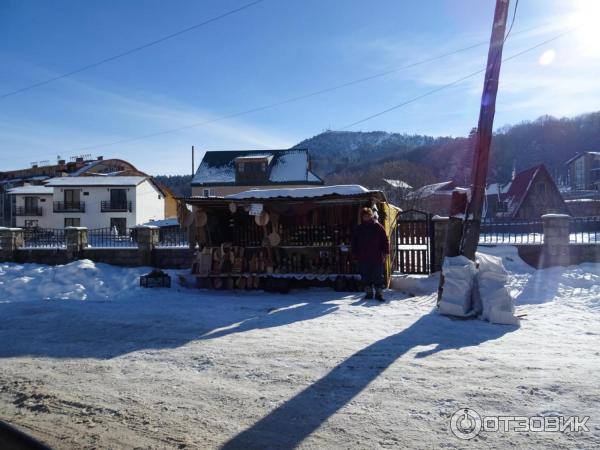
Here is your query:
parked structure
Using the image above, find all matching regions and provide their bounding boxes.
[9,176,166,230]
[191,149,323,197]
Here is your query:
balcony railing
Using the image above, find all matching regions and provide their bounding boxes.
[15,206,43,216]
[54,201,85,212]
[100,200,132,212]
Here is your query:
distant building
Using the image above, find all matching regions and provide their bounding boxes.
[404,180,457,215]
[1,156,176,226]
[9,176,166,230]
[191,149,323,197]
[565,151,600,191]
[1,157,140,227]
[492,164,568,219]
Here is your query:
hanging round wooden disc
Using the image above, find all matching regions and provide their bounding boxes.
[254,211,270,226]
[213,277,223,289]
[196,210,208,227]
[228,202,237,214]
[268,231,281,246]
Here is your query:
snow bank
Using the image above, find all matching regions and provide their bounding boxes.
[0,260,159,302]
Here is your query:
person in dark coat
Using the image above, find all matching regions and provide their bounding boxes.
[351,207,390,301]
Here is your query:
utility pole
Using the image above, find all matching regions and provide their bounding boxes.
[192,145,195,177]
[460,0,511,259]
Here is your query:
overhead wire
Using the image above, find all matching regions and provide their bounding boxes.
[0,0,266,100]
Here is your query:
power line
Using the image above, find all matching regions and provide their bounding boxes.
[68,22,553,153]
[338,27,573,130]
[0,0,266,100]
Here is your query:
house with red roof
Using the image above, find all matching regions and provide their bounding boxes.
[492,164,568,219]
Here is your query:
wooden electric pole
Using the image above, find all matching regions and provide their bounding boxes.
[460,0,511,259]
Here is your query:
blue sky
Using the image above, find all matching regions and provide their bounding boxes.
[1,0,599,174]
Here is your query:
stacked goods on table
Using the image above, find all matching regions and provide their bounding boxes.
[182,186,396,292]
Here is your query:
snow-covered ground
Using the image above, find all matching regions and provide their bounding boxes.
[0,247,599,449]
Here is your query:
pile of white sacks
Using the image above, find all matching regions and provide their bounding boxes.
[438,253,520,326]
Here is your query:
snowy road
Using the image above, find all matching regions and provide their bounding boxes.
[0,247,599,449]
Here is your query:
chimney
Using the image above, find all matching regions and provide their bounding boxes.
[58,159,66,165]
[97,156,103,161]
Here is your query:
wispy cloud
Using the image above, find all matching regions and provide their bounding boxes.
[0,70,296,174]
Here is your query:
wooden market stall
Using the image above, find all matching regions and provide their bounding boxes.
[179,185,400,292]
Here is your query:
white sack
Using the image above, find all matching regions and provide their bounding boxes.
[439,255,477,317]
[476,252,520,326]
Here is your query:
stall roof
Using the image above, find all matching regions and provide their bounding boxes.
[181,185,386,204]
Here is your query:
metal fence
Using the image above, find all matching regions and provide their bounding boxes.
[478,218,544,244]
[569,217,600,243]
[157,227,189,248]
[22,228,66,248]
[87,228,138,248]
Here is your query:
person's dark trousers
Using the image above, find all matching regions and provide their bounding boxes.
[359,262,384,289]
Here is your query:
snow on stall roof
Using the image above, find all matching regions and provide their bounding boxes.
[8,185,54,195]
[225,184,371,200]
[45,176,147,186]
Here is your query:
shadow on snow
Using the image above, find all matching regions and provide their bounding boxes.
[0,289,354,359]
[221,312,516,449]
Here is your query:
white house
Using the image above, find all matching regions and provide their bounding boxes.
[9,176,166,231]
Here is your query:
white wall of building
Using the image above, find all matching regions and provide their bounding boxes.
[134,180,165,225]
[13,194,54,228]
[12,180,165,230]
[50,185,136,229]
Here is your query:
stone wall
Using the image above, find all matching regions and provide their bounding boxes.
[0,226,194,269]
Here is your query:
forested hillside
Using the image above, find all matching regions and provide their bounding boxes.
[155,112,600,193]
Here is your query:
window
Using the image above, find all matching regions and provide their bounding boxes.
[110,218,127,235]
[64,189,80,207]
[64,218,81,227]
[110,189,127,207]
[203,188,212,197]
[496,201,508,213]
[574,158,585,190]
[536,182,546,194]
[24,196,38,213]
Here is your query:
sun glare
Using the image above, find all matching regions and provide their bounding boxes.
[568,0,600,56]
[538,49,556,66]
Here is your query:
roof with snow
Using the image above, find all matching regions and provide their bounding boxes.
[565,151,600,165]
[7,185,54,195]
[191,149,323,186]
[45,176,148,187]
[225,185,371,200]
[383,179,412,189]
[181,185,386,204]
[406,181,456,200]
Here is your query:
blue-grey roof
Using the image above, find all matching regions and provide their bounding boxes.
[191,149,323,186]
